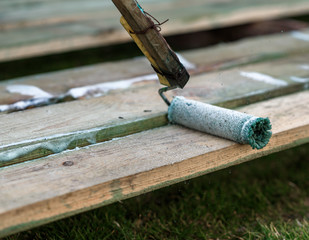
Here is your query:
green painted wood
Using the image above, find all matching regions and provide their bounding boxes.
[0,0,309,61]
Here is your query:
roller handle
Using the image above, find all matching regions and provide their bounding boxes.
[111,0,190,88]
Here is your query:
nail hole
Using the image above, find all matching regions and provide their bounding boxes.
[63,161,74,166]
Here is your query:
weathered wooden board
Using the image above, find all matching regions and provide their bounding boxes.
[1,0,309,62]
[1,51,309,166]
[1,28,309,105]
[0,90,308,237]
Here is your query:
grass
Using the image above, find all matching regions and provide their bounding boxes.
[4,143,309,240]
[247,220,309,239]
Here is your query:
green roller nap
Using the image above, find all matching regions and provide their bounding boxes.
[168,96,272,149]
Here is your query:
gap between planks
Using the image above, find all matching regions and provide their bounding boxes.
[0,90,308,237]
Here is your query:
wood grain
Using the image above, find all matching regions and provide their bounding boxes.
[1,0,309,62]
[0,90,308,237]
[112,0,189,88]
[1,51,309,166]
[1,28,309,104]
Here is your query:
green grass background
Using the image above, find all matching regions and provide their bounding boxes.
[4,143,309,240]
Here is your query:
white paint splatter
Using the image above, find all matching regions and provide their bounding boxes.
[67,53,196,99]
[291,31,309,42]
[6,84,53,98]
[176,53,196,70]
[0,97,55,113]
[243,89,268,97]
[68,73,158,98]
[0,85,55,112]
[133,53,196,70]
[300,65,309,70]
[240,71,288,86]
[290,76,309,83]
[0,105,9,112]
[0,54,195,112]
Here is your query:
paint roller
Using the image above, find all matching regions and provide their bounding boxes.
[112,0,272,149]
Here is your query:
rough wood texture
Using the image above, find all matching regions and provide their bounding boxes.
[0,90,309,237]
[1,28,309,105]
[1,0,309,62]
[1,51,309,166]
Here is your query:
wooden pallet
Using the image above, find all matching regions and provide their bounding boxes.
[1,29,309,166]
[1,27,309,236]
[1,0,309,62]
[1,0,309,237]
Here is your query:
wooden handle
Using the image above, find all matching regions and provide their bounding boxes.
[111,0,190,88]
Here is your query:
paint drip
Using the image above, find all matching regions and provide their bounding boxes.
[291,31,309,42]
[240,71,287,86]
[168,96,272,150]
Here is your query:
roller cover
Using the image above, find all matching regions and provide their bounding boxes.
[168,96,272,149]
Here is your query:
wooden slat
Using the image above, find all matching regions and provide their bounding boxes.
[1,51,309,166]
[1,0,309,62]
[1,28,309,105]
[0,90,308,237]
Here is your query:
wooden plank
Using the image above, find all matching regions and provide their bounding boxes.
[0,0,308,30]
[1,28,309,105]
[0,90,309,237]
[0,0,309,62]
[0,0,116,30]
[1,51,309,166]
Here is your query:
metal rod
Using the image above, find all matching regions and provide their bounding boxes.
[158,86,176,106]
